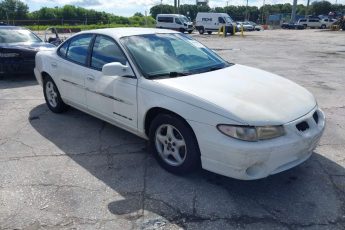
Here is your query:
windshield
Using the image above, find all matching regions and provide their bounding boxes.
[120,33,230,79]
[225,17,234,23]
[0,29,42,43]
[181,16,190,23]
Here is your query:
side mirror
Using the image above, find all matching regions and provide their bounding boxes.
[102,62,135,78]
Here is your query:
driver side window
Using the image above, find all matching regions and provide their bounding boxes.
[175,18,182,25]
[218,17,225,24]
[91,35,127,70]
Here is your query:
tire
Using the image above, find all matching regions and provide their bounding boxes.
[149,114,201,175]
[198,27,204,34]
[321,24,326,29]
[43,75,68,113]
[188,30,192,34]
[207,31,212,35]
[179,28,185,33]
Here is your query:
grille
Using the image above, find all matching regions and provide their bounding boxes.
[296,121,309,132]
[313,112,319,124]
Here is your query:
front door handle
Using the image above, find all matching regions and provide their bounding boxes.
[51,62,58,68]
[86,75,95,81]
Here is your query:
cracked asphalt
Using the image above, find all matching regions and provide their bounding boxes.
[1,29,345,230]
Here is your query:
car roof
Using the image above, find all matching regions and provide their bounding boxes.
[77,27,179,39]
[157,14,184,17]
[0,26,26,30]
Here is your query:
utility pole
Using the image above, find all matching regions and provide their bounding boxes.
[245,0,249,21]
[306,0,310,17]
[174,0,177,13]
[291,0,297,23]
[178,0,180,14]
[160,0,163,14]
[5,11,9,25]
[227,1,229,7]
[261,0,265,24]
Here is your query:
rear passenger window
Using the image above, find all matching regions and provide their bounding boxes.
[158,17,173,23]
[66,34,93,65]
[91,35,127,70]
[58,41,69,57]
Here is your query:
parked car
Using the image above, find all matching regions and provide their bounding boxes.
[236,21,254,31]
[0,26,55,78]
[281,22,305,30]
[320,18,337,28]
[296,18,322,28]
[156,14,194,34]
[34,28,325,180]
[246,21,263,31]
[195,12,237,35]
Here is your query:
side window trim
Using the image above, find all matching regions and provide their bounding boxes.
[57,40,70,58]
[87,34,97,68]
[57,33,95,67]
[89,34,129,71]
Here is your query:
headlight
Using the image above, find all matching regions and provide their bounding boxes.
[217,125,285,142]
[0,53,19,58]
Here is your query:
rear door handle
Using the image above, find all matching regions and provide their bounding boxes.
[51,62,57,68]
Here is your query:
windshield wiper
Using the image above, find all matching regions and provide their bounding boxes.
[208,65,225,72]
[148,71,190,79]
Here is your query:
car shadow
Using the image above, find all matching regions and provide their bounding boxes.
[0,74,38,89]
[29,104,345,228]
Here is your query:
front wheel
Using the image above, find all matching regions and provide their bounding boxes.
[149,114,200,175]
[43,76,68,113]
[321,24,326,29]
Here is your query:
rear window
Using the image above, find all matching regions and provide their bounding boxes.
[0,28,42,43]
[158,17,174,23]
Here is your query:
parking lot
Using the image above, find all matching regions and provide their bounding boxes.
[1,29,344,229]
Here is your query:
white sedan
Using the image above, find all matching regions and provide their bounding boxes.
[34,28,325,180]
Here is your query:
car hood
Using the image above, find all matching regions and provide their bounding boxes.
[1,42,55,51]
[155,64,316,125]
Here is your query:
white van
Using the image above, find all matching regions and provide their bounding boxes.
[156,14,194,33]
[195,12,237,35]
[296,18,322,28]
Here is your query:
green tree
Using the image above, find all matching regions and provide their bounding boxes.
[0,0,28,21]
[150,4,175,19]
[134,12,144,17]
[311,1,332,15]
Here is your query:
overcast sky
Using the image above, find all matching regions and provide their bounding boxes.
[23,0,341,16]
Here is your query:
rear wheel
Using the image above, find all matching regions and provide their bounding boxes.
[198,27,204,34]
[43,75,68,113]
[321,24,326,29]
[149,114,200,175]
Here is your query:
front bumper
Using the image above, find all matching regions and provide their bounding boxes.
[0,59,35,75]
[190,107,325,180]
